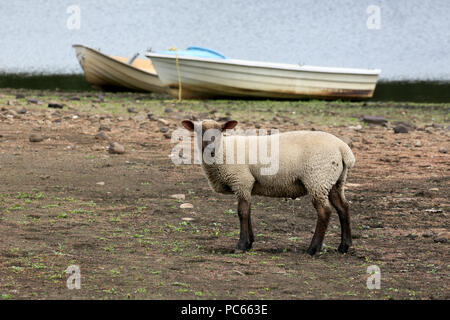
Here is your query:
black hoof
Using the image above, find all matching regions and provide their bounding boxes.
[306,246,318,256]
[337,243,350,254]
[235,240,252,252]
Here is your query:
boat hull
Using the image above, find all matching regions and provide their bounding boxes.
[146,53,380,100]
[73,45,166,93]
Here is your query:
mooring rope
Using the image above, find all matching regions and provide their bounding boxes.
[169,47,182,102]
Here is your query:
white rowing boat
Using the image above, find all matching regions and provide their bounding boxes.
[146,47,380,99]
[73,44,166,93]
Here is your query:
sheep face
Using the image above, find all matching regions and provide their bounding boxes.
[181,119,238,155]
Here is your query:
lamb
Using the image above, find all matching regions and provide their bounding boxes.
[181,119,356,256]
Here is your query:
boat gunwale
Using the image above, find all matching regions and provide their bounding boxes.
[146,52,381,76]
[73,44,159,77]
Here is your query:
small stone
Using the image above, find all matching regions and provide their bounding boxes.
[422,232,433,238]
[164,108,173,113]
[95,131,109,140]
[394,124,408,134]
[181,217,195,222]
[438,147,447,154]
[362,115,387,125]
[434,237,448,244]
[406,233,418,240]
[15,93,25,99]
[171,194,185,200]
[133,112,147,122]
[160,127,169,133]
[96,181,105,186]
[348,124,362,131]
[27,99,41,105]
[180,203,194,209]
[17,108,27,114]
[29,133,44,142]
[48,103,64,109]
[414,140,422,147]
[108,142,125,154]
[157,118,169,126]
[393,121,416,130]
[127,107,137,113]
[98,126,111,132]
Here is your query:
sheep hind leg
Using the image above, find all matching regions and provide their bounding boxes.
[329,185,352,253]
[235,198,253,253]
[306,199,332,256]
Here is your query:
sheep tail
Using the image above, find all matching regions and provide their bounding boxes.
[340,142,356,170]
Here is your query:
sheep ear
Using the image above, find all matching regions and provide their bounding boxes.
[222,120,238,131]
[181,120,195,131]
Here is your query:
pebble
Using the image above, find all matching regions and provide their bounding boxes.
[48,103,64,109]
[95,131,109,140]
[158,118,169,126]
[133,112,147,122]
[164,108,173,113]
[414,140,422,147]
[27,99,41,105]
[433,231,450,243]
[127,107,137,113]
[96,181,105,186]
[438,147,447,154]
[394,124,409,134]
[348,124,362,131]
[17,108,27,114]
[181,217,195,222]
[108,142,125,154]
[406,233,418,240]
[160,127,169,133]
[362,115,387,125]
[180,203,194,209]
[171,194,186,200]
[99,126,111,132]
[29,133,44,142]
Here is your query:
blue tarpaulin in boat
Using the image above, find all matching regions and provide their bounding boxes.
[157,46,226,59]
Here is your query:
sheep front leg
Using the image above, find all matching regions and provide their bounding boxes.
[307,200,332,256]
[235,198,254,253]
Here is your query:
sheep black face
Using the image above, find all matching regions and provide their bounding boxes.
[181,119,238,156]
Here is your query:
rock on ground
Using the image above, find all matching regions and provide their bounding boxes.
[108,142,125,154]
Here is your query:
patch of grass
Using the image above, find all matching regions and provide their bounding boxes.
[224,209,235,215]
[9,204,25,211]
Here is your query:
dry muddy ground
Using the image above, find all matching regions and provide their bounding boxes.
[0,89,449,300]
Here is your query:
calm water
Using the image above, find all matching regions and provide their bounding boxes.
[1,0,449,80]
